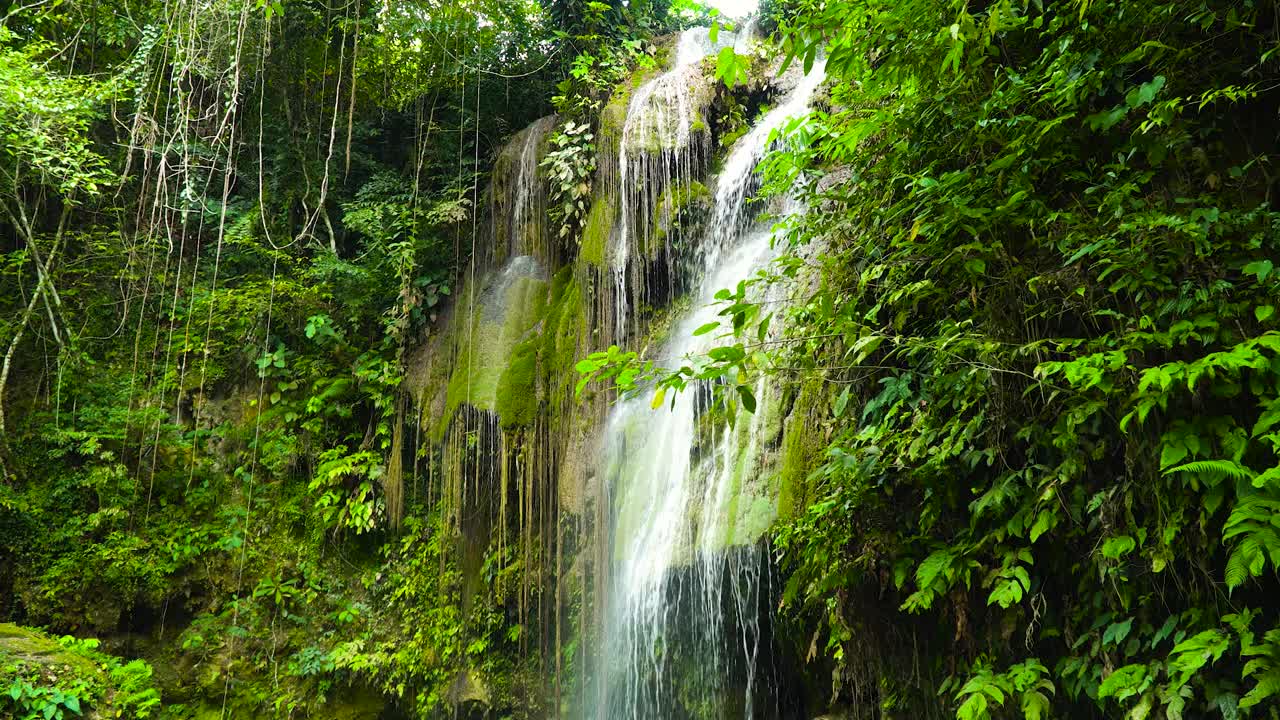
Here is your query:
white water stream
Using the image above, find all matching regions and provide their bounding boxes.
[613,28,734,341]
[596,52,828,720]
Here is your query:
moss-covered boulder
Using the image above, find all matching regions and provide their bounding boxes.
[438,255,550,436]
[0,623,163,719]
[0,623,100,678]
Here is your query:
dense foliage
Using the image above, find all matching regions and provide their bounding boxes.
[7,0,1280,717]
[675,0,1280,717]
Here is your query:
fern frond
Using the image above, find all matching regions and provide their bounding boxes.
[1226,546,1251,590]
[1163,459,1255,480]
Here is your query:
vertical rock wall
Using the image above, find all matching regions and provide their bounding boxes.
[397,32,823,715]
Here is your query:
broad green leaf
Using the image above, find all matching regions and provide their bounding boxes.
[650,387,666,410]
[1099,664,1148,700]
[1104,618,1134,646]
[833,387,851,418]
[1126,75,1166,108]
[1102,536,1136,559]
[694,321,720,336]
[1244,260,1274,282]
[715,47,747,88]
[1029,510,1055,543]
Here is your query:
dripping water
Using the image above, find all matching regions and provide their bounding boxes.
[490,115,557,268]
[612,28,734,342]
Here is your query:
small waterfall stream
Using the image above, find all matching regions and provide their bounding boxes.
[596,55,828,720]
[613,28,732,341]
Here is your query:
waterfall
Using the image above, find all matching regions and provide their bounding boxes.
[488,115,557,269]
[595,56,828,720]
[612,28,732,342]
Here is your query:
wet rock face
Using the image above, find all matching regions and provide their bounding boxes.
[486,116,558,270]
[441,254,549,425]
[403,27,829,718]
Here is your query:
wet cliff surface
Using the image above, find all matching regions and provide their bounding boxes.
[398,28,828,719]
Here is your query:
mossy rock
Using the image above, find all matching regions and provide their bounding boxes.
[319,685,386,720]
[579,190,615,269]
[438,256,550,438]
[646,180,711,256]
[541,267,588,392]
[0,623,100,679]
[496,336,539,428]
[445,668,491,707]
[486,115,557,268]
[776,380,827,520]
[0,624,165,720]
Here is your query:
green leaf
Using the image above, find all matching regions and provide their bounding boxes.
[1163,459,1255,481]
[1125,75,1166,108]
[1099,664,1148,700]
[956,692,987,720]
[1029,509,1055,543]
[1102,536,1136,559]
[1104,618,1134,646]
[833,387,851,418]
[1244,259,1274,282]
[715,47,747,88]
[693,321,720,336]
[1240,669,1280,708]
[650,387,666,410]
[1168,629,1230,685]
[1160,442,1188,470]
[737,385,757,413]
[1021,690,1050,720]
[1086,105,1128,131]
[1226,545,1252,590]
[1256,305,1274,322]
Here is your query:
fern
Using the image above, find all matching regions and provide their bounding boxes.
[1239,626,1280,709]
[1225,545,1251,590]
[1221,498,1280,588]
[1162,459,1256,481]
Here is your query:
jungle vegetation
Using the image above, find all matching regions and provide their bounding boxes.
[3,0,1280,718]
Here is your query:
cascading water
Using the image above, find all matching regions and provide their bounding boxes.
[488,115,557,268]
[595,56,828,720]
[612,28,732,342]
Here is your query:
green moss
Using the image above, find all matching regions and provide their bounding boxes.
[1,623,167,719]
[734,496,778,544]
[776,381,826,520]
[653,43,672,70]
[437,269,550,439]
[541,268,585,386]
[579,191,615,268]
[600,83,637,160]
[646,180,710,256]
[0,624,100,679]
[496,337,539,428]
[719,442,748,548]
[548,263,573,301]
